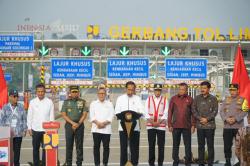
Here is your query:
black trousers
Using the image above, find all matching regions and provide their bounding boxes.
[13,137,22,166]
[147,129,165,166]
[172,128,192,165]
[92,133,111,166]
[197,129,215,165]
[65,123,84,166]
[223,128,238,159]
[32,130,45,166]
[119,131,140,166]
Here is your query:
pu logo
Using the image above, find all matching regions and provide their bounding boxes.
[43,134,59,149]
[0,150,7,159]
[87,25,100,39]
[0,148,8,162]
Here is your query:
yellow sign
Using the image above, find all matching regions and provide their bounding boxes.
[43,133,59,149]
[87,25,100,39]
[88,25,250,41]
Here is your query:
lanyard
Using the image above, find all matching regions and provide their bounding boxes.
[9,103,17,120]
[152,96,162,122]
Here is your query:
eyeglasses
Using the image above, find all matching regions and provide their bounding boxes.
[98,93,106,95]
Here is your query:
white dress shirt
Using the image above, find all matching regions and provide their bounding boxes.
[89,100,114,134]
[27,97,54,132]
[115,94,144,131]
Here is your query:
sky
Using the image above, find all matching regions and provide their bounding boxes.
[0,0,249,37]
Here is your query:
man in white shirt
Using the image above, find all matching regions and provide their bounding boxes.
[144,84,168,166]
[89,87,114,166]
[115,81,144,166]
[27,84,54,166]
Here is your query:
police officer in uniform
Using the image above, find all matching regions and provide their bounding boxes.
[220,84,248,166]
[61,86,88,166]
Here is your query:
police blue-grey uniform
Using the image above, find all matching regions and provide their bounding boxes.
[220,84,248,166]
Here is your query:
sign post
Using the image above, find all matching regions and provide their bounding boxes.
[0,35,34,52]
[51,59,93,80]
[165,58,207,79]
[119,46,130,56]
[161,46,171,56]
[39,45,49,56]
[107,58,149,79]
[4,73,12,82]
[81,46,91,56]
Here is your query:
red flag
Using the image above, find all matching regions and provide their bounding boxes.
[0,64,8,109]
[232,45,250,103]
[241,81,250,104]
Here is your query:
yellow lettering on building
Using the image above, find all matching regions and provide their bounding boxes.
[166,28,177,40]
[109,26,120,39]
[93,25,100,36]
[239,28,243,40]
[245,28,250,40]
[215,28,225,41]
[154,27,164,40]
[106,25,250,41]
[177,27,188,40]
[229,28,238,40]
[132,27,142,39]
[143,27,153,40]
[121,26,130,39]
[203,28,215,41]
[194,28,202,40]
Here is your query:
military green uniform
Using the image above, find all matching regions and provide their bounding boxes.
[61,96,88,166]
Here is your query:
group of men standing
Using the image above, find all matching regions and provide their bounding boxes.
[0,81,249,166]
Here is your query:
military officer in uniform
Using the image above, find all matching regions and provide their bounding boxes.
[61,86,88,166]
[220,84,248,166]
[235,111,250,166]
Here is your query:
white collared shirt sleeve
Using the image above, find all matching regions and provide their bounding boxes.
[89,101,96,122]
[160,97,169,120]
[107,102,115,122]
[115,96,122,115]
[136,96,144,114]
[144,97,150,119]
[49,99,55,121]
[27,100,34,130]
